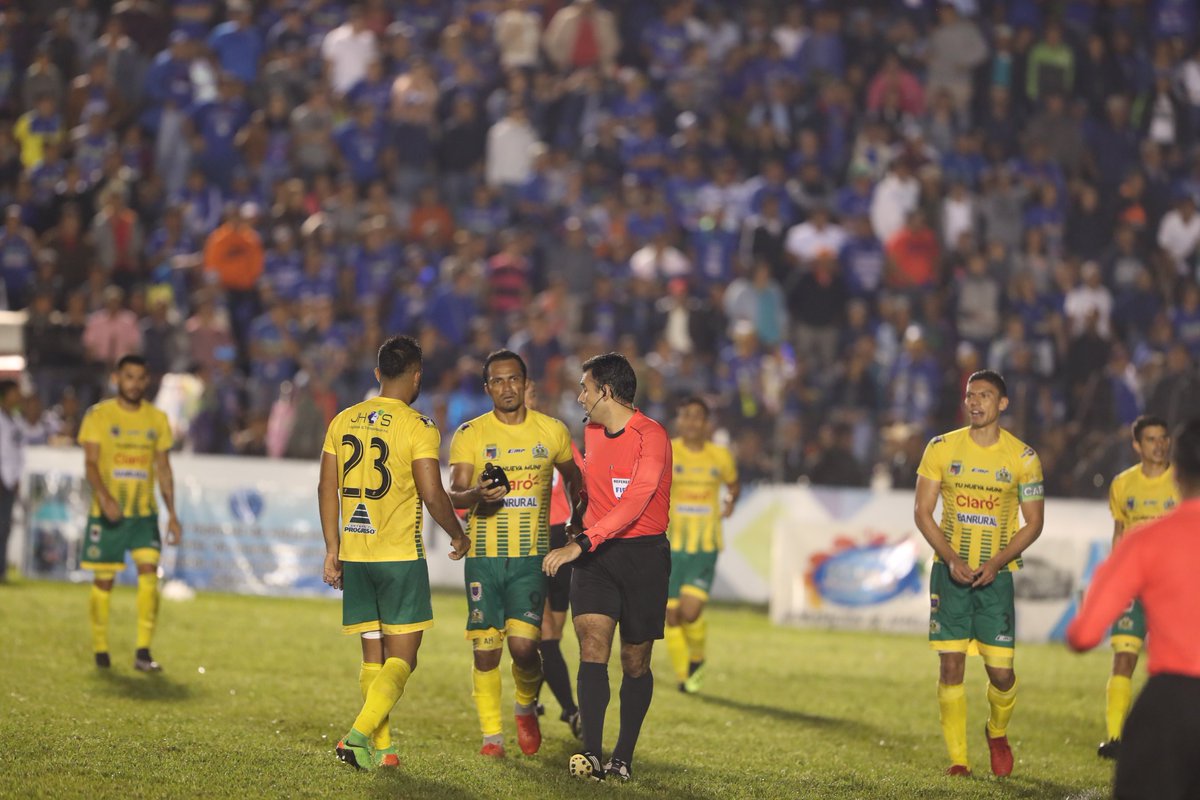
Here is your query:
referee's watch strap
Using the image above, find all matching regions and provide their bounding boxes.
[573,532,593,553]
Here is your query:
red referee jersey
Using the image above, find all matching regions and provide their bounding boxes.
[1068,499,1200,677]
[549,442,583,526]
[580,410,672,549]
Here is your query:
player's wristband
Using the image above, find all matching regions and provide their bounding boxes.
[573,532,592,553]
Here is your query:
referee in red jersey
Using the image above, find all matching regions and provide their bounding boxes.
[543,353,673,783]
[1068,417,1200,800]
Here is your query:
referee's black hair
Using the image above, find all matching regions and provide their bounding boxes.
[1175,417,1200,482]
[377,335,422,379]
[966,369,1007,398]
[1132,414,1169,442]
[482,349,528,383]
[116,354,147,371]
[0,379,17,397]
[676,395,710,418]
[582,352,637,404]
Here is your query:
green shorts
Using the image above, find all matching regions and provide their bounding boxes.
[464,556,545,643]
[81,515,161,571]
[1111,598,1146,653]
[928,562,1016,666]
[342,560,433,636]
[668,549,718,601]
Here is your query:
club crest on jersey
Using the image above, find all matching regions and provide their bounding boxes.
[89,524,101,542]
[949,461,963,476]
[930,594,940,612]
[1126,497,1135,512]
[110,425,120,438]
[87,545,101,559]
[1166,499,1177,510]
[532,443,549,459]
[995,467,1012,484]
[470,582,483,601]
[147,429,157,441]
[484,445,498,459]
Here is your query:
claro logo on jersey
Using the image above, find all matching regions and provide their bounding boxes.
[955,494,999,527]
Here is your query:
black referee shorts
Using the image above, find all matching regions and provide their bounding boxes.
[570,534,671,644]
[547,523,572,613]
[1115,673,1200,800]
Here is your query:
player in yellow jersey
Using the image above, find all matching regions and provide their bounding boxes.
[319,335,470,770]
[1096,414,1178,760]
[78,355,181,672]
[449,350,582,758]
[914,369,1045,778]
[663,396,739,695]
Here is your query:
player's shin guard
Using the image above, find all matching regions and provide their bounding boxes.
[663,624,689,683]
[359,662,391,749]
[577,661,610,756]
[1106,675,1131,741]
[472,667,503,737]
[512,660,543,708]
[89,582,113,653]
[135,572,160,649]
[682,616,707,664]
[937,682,969,767]
[612,670,653,766]
[351,657,411,738]
[986,678,1017,738]
[539,639,577,715]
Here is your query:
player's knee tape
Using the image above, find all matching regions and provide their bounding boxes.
[361,630,383,640]
[471,630,504,651]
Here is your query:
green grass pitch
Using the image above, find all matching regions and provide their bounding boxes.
[1,580,1122,799]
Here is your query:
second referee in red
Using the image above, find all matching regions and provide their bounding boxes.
[543,352,673,783]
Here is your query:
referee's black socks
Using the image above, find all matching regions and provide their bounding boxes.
[612,670,653,766]
[540,639,578,717]
[577,661,609,754]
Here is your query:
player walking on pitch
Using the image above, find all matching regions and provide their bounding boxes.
[543,353,673,782]
[1096,415,1178,760]
[913,369,1045,777]
[448,350,582,757]
[79,354,182,671]
[320,335,470,770]
[663,396,739,694]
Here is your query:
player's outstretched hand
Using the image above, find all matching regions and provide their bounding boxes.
[449,533,471,561]
[323,553,343,591]
[948,555,976,585]
[166,514,183,546]
[543,541,583,577]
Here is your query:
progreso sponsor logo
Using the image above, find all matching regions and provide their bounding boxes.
[955,493,999,527]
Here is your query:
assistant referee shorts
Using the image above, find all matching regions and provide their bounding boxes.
[570,533,671,644]
[1115,673,1200,800]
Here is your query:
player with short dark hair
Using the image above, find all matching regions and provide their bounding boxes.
[663,396,739,694]
[449,350,582,757]
[79,354,182,671]
[1096,414,1177,760]
[320,334,470,770]
[543,352,673,782]
[914,369,1045,777]
[1069,417,1200,800]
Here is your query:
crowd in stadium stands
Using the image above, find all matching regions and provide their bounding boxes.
[3,0,1200,497]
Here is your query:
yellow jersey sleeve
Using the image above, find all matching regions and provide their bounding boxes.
[78,405,102,445]
[322,414,340,455]
[1108,472,1126,525]
[154,409,174,452]
[411,414,441,460]
[1016,447,1044,503]
[718,445,738,484]
[550,419,573,464]
[916,437,945,482]
[449,422,476,466]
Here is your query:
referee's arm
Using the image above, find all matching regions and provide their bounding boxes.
[1067,534,1146,652]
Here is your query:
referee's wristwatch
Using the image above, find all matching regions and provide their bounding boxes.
[572,531,592,553]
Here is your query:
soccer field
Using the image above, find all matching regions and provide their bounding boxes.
[2,581,1120,799]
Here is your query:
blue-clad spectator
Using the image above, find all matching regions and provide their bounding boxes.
[350,220,401,300]
[334,102,389,190]
[208,1,263,85]
[619,115,668,185]
[188,74,251,192]
[839,215,886,303]
[640,0,690,80]
[426,268,480,348]
[345,59,392,116]
[0,207,37,309]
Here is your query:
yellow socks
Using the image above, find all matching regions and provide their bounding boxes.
[135,572,160,650]
[511,660,543,708]
[472,667,503,737]
[682,616,707,664]
[986,679,1018,738]
[937,682,969,766]
[89,584,112,653]
[664,624,689,683]
[351,657,411,738]
[1106,675,1132,741]
[359,662,392,749]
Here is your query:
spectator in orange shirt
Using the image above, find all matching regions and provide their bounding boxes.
[886,210,940,293]
[408,184,454,247]
[203,202,264,362]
